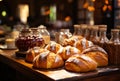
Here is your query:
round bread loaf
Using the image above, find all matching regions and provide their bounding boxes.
[45,41,62,54]
[57,46,81,60]
[33,51,64,69]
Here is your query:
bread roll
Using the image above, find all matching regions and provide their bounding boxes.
[73,38,94,52]
[82,45,108,67]
[62,36,83,46]
[57,46,81,60]
[33,51,64,69]
[65,54,97,72]
[45,41,62,53]
[26,47,48,63]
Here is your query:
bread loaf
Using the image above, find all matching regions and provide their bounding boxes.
[62,36,83,46]
[45,41,62,53]
[57,46,81,60]
[73,38,94,51]
[33,51,64,69]
[65,54,97,72]
[82,45,108,67]
[26,47,48,63]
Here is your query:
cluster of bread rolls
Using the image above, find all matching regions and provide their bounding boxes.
[25,36,108,73]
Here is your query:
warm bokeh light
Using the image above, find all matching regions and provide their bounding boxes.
[92,0,95,2]
[88,6,95,12]
[83,2,89,9]
[103,5,107,11]
[0,0,2,2]
[105,0,109,5]
[65,16,71,21]
[18,4,29,24]
[1,11,7,17]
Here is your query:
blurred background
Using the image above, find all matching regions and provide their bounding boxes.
[0,0,116,35]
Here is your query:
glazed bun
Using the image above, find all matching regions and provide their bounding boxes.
[33,51,64,69]
[57,46,81,60]
[45,41,62,53]
[65,54,97,72]
[25,47,48,63]
[82,45,108,67]
[73,38,94,52]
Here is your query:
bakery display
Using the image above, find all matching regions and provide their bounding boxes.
[20,34,109,73]
[65,54,97,72]
[45,41,62,53]
[33,51,64,69]
[57,46,81,60]
[82,45,108,67]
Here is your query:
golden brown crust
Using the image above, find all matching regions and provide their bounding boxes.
[82,45,107,54]
[73,38,94,51]
[62,36,83,46]
[65,55,97,72]
[85,52,108,67]
[82,45,108,67]
[45,41,62,54]
[25,47,48,63]
[57,46,81,60]
[33,51,64,69]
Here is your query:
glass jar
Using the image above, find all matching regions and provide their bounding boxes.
[99,26,109,43]
[84,25,91,40]
[73,24,82,36]
[109,29,120,44]
[108,29,120,65]
[31,28,45,48]
[89,25,99,44]
[97,25,109,52]
[38,25,50,45]
[15,28,45,52]
[59,29,72,45]
[80,24,87,37]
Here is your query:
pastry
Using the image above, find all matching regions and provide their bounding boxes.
[57,46,81,60]
[25,47,48,63]
[65,54,97,72]
[33,51,64,69]
[73,38,94,52]
[62,36,83,46]
[82,45,108,67]
[45,41,62,53]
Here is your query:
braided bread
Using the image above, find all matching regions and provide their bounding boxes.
[33,51,64,69]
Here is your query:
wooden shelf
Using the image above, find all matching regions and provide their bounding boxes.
[0,50,120,81]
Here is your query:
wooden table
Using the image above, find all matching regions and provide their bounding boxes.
[0,49,120,81]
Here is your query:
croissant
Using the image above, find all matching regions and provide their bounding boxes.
[57,46,81,60]
[65,54,97,72]
[62,36,83,46]
[25,47,48,63]
[33,51,64,69]
[45,41,62,54]
[73,38,94,52]
[82,45,108,67]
